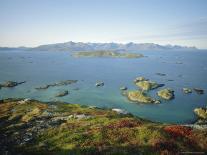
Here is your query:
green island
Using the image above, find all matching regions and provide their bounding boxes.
[157,89,174,100]
[1,98,207,155]
[126,90,160,104]
[72,50,144,58]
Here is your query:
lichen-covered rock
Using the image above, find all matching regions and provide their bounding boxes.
[157,88,174,100]
[126,90,160,104]
[194,108,207,119]
[135,80,162,91]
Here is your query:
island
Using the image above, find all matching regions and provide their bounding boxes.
[0,98,206,154]
[72,50,143,58]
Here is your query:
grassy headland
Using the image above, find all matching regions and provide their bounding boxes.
[0,98,207,155]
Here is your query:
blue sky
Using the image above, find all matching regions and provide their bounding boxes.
[0,0,207,48]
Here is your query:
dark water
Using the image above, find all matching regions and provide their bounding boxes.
[0,50,207,124]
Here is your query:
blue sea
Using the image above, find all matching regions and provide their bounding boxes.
[0,49,207,124]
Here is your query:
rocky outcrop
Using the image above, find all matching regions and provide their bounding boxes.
[36,80,77,90]
[194,108,207,120]
[0,81,26,88]
[55,90,69,97]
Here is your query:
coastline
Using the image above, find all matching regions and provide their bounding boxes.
[1,98,207,154]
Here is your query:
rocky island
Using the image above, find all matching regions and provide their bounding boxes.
[35,80,77,90]
[0,98,207,154]
[157,89,174,100]
[0,81,26,88]
[72,50,143,58]
[126,90,160,104]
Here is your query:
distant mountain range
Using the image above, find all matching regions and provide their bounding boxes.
[0,41,198,51]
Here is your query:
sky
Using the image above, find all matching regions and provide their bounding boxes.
[0,0,207,49]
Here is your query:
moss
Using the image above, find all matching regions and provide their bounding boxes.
[157,88,174,100]
[126,90,160,104]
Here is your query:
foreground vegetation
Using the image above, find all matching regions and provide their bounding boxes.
[0,98,207,155]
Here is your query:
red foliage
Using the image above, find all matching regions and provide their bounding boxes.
[164,125,192,138]
[107,119,142,129]
[154,140,178,153]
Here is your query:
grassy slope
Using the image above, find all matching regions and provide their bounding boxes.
[0,99,207,155]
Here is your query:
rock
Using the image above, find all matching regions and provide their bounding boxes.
[135,80,164,91]
[73,114,93,119]
[55,90,69,97]
[134,77,147,83]
[183,88,192,94]
[126,90,160,104]
[0,81,26,88]
[18,98,31,104]
[112,108,128,114]
[120,86,127,90]
[156,73,166,76]
[96,81,104,87]
[154,100,161,104]
[194,108,207,119]
[36,85,50,90]
[157,88,174,100]
[55,80,78,86]
[193,88,204,94]
[36,80,78,90]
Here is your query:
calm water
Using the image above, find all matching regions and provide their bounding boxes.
[0,50,207,124]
